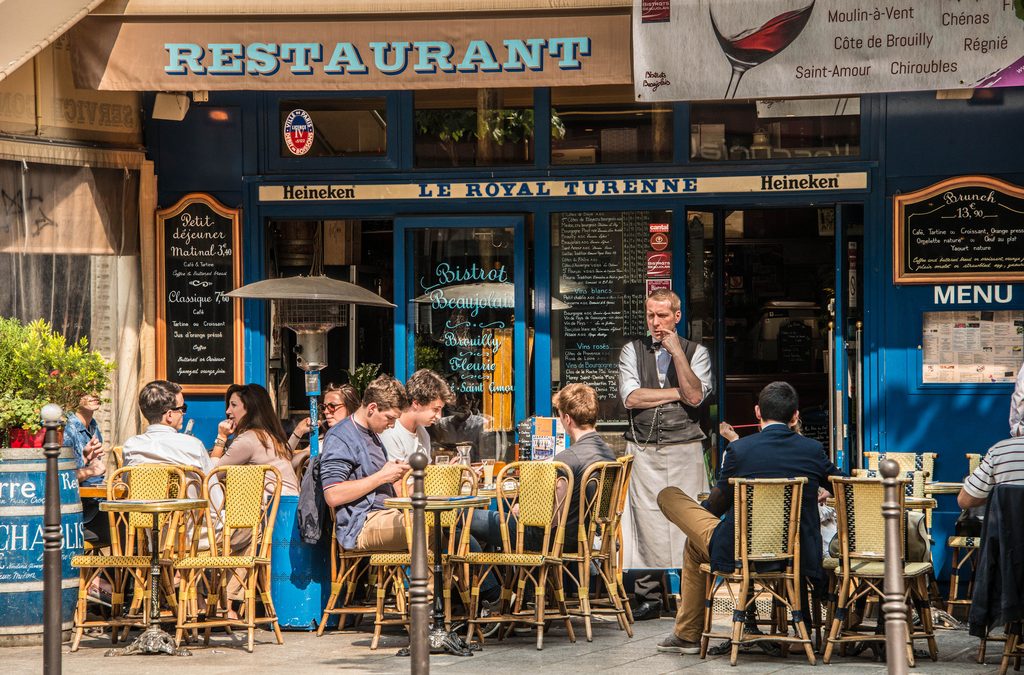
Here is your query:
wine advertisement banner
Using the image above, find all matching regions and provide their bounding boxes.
[634,0,1024,101]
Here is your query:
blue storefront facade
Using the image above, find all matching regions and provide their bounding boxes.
[142,79,1024,579]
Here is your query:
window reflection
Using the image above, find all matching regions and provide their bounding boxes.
[552,86,672,165]
[414,89,534,167]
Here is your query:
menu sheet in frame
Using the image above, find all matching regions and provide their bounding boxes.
[922,310,1023,384]
[155,193,243,393]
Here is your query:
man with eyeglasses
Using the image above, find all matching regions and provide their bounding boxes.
[319,375,411,552]
[122,380,214,475]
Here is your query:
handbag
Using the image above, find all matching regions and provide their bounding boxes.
[954,508,984,538]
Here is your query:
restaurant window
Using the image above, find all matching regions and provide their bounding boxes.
[278,97,388,158]
[550,210,671,424]
[414,89,534,167]
[551,86,672,165]
[408,224,525,461]
[690,98,860,162]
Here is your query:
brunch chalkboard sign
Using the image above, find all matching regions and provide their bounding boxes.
[155,194,243,393]
[894,176,1024,284]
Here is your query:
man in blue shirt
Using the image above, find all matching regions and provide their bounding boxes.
[654,381,840,655]
[320,376,410,551]
[64,393,108,546]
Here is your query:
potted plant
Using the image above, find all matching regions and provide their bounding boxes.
[343,362,381,399]
[0,318,115,447]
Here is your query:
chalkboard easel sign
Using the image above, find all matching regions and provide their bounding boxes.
[894,175,1024,284]
[155,193,243,393]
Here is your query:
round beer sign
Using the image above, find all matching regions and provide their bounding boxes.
[283,109,315,156]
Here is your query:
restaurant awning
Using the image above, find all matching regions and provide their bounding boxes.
[0,0,105,83]
[71,0,632,91]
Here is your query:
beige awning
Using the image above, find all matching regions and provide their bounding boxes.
[0,0,105,83]
[71,3,631,91]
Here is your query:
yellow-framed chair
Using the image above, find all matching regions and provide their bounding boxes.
[823,476,937,666]
[70,464,187,651]
[174,464,285,652]
[864,451,936,478]
[611,454,635,625]
[461,461,576,650]
[699,477,816,666]
[367,464,477,649]
[317,516,389,635]
[562,460,631,641]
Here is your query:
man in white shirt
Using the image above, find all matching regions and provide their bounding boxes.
[380,369,453,462]
[122,380,214,476]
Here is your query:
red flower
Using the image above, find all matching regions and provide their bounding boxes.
[49,370,60,377]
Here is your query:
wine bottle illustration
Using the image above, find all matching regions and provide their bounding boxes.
[710,1,815,98]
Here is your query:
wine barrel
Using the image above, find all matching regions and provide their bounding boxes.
[0,447,84,646]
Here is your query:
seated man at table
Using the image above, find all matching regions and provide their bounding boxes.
[122,380,214,477]
[958,433,1024,509]
[655,381,841,656]
[380,369,452,462]
[319,375,410,552]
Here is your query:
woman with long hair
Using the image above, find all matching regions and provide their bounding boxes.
[287,383,360,472]
[213,383,299,496]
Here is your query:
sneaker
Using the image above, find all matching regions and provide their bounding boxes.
[656,635,701,655]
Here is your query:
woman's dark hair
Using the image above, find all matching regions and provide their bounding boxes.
[226,383,290,459]
[325,383,360,416]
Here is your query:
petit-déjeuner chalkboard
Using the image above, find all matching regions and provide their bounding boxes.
[894,176,1024,284]
[155,194,243,393]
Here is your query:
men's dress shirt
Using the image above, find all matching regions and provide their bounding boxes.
[122,423,214,475]
[617,338,713,405]
[64,413,104,487]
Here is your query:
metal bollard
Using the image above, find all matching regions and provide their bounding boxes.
[41,403,64,675]
[880,458,909,675]
[408,451,430,674]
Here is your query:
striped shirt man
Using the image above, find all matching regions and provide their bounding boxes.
[961,437,1024,506]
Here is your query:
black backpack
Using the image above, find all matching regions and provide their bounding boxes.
[296,455,330,545]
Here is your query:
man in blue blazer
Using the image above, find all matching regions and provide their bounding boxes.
[655,381,840,655]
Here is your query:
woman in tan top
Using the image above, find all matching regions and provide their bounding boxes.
[212,383,300,496]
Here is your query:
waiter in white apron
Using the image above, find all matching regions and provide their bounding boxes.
[618,288,712,621]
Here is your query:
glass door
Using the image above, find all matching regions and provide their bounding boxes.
[394,216,527,462]
[691,205,861,471]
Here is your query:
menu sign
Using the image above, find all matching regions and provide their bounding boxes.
[894,176,1024,284]
[156,193,243,393]
[555,211,660,422]
[922,310,1024,383]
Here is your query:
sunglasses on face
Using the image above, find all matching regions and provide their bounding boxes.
[168,404,188,414]
[319,402,344,413]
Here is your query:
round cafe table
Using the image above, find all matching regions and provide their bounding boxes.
[384,495,489,657]
[99,498,207,657]
[78,484,107,499]
[924,481,963,496]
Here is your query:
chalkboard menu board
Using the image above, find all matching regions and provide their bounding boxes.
[894,176,1024,284]
[778,320,812,373]
[156,194,243,393]
[554,211,667,422]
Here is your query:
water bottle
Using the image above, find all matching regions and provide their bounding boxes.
[516,418,533,461]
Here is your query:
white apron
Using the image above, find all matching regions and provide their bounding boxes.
[620,439,708,570]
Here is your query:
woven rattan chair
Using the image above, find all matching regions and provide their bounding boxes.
[562,460,631,641]
[174,464,285,652]
[611,454,635,625]
[864,451,936,478]
[367,464,477,649]
[461,461,575,650]
[70,464,187,651]
[698,477,815,666]
[823,476,937,666]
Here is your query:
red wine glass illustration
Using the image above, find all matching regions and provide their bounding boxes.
[710,1,815,98]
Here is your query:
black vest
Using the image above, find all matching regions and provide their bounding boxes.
[623,336,707,445]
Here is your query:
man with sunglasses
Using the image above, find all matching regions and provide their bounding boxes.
[122,380,214,475]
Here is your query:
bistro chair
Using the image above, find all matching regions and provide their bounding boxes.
[823,476,937,666]
[70,464,187,651]
[562,459,632,641]
[174,464,285,652]
[864,451,936,478]
[460,461,575,650]
[699,477,815,666]
[367,464,477,649]
[610,454,635,625]
[317,515,390,635]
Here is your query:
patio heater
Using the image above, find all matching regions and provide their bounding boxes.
[226,275,394,457]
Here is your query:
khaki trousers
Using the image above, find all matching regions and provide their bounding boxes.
[657,486,721,643]
[355,508,408,551]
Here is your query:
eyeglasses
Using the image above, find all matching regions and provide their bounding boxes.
[168,404,188,414]
[319,402,345,413]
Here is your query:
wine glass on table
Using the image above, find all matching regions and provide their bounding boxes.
[710,0,815,99]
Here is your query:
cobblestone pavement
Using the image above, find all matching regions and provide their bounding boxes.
[4,612,1007,674]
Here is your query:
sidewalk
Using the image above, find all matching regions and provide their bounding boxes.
[7,614,1004,674]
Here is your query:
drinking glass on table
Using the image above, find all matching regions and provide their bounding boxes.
[481,459,496,487]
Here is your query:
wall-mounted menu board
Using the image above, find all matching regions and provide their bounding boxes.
[922,310,1023,384]
[552,210,669,422]
[894,176,1024,284]
[156,193,243,393]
